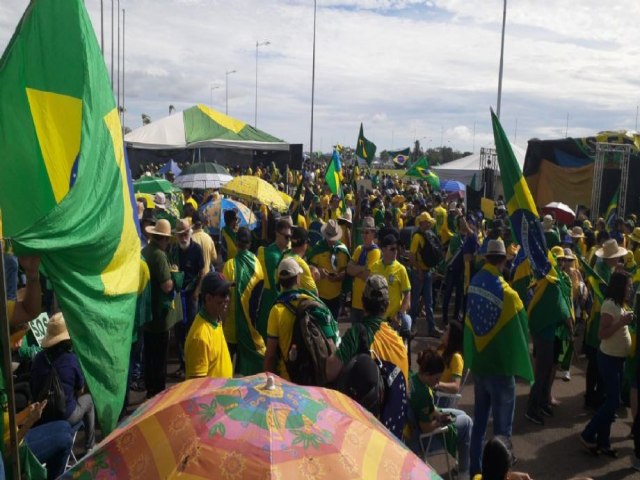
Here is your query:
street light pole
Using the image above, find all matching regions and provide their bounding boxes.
[310,0,317,161]
[225,69,236,115]
[496,0,507,119]
[255,40,270,128]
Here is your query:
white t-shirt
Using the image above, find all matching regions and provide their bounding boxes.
[599,299,632,358]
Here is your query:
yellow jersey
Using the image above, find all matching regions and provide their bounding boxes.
[351,245,381,310]
[185,312,233,379]
[371,259,411,320]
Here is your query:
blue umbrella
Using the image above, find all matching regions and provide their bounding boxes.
[440,180,465,193]
[199,198,257,234]
[158,159,182,177]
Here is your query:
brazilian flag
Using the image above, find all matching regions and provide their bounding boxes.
[0,0,140,433]
[491,109,550,279]
[325,149,343,198]
[388,148,411,167]
[605,187,619,229]
[406,157,440,190]
[464,264,533,381]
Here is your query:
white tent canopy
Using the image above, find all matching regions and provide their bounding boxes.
[432,144,526,186]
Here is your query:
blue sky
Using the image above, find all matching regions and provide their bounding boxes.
[2,0,639,154]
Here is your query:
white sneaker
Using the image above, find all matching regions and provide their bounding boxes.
[561,370,571,382]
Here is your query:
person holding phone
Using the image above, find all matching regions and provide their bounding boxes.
[581,270,634,457]
[407,347,473,480]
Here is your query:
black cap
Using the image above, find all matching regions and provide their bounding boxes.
[291,226,308,248]
[236,227,252,246]
[201,272,234,296]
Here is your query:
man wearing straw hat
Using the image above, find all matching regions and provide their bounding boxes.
[307,219,351,321]
[141,219,182,398]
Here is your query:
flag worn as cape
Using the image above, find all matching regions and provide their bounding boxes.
[0,0,140,433]
[228,250,266,376]
[491,109,550,279]
[388,148,411,167]
[527,260,573,336]
[355,123,377,166]
[406,157,440,190]
[464,264,533,381]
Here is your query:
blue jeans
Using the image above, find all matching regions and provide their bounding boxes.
[407,406,472,475]
[3,253,18,301]
[582,350,624,449]
[25,420,74,480]
[470,374,516,475]
[410,269,435,331]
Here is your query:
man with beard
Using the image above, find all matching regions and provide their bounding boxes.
[169,218,205,379]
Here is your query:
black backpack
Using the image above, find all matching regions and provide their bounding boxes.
[36,354,67,423]
[281,298,336,387]
[417,230,444,268]
[338,323,408,439]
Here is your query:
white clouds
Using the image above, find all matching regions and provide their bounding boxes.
[2,0,640,155]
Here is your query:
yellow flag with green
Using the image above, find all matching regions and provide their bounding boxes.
[0,0,140,433]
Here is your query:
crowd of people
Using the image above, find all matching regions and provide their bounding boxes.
[4,158,640,479]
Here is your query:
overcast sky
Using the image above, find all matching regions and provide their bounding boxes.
[2,0,640,154]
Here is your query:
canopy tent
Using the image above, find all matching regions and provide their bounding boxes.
[125,104,290,151]
[432,143,526,186]
[157,158,182,177]
[524,131,640,214]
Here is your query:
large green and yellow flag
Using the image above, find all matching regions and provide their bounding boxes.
[406,157,440,190]
[355,123,377,166]
[464,263,533,381]
[0,0,140,433]
[491,109,550,279]
[325,149,343,198]
[605,187,619,229]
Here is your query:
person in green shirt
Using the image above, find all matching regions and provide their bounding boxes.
[256,218,292,339]
[141,219,182,398]
[407,347,472,480]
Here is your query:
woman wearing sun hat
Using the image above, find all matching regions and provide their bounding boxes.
[29,313,96,453]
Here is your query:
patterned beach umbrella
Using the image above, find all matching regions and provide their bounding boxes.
[64,374,440,479]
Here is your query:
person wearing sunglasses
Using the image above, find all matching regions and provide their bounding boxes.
[256,218,292,339]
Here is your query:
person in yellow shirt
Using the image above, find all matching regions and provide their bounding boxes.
[182,188,198,211]
[434,320,465,408]
[185,272,233,379]
[264,258,339,381]
[409,211,441,337]
[221,209,240,262]
[191,213,217,274]
[289,227,319,295]
[371,234,411,345]
[307,219,350,320]
[346,217,381,322]
[433,194,453,244]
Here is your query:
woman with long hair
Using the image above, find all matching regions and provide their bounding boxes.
[407,347,473,480]
[435,321,465,407]
[580,270,634,457]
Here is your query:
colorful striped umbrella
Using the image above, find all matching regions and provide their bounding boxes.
[63,374,439,480]
[199,198,257,233]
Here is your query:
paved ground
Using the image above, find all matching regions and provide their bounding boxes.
[121,309,640,480]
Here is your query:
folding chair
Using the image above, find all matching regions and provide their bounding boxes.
[419,427,454,480]
[435,369,469,409]
[65,421,84,471]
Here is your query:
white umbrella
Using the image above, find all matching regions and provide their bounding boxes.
[173,172,233,189]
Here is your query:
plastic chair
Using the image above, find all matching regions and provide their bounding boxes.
[419,427,454,480]
[434,369,469,409]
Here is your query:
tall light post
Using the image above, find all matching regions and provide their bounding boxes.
[255,40,270,128]
[496,0,507,119]
[310,0,317,160]
[210,85,220,110]
[225,69,236,115]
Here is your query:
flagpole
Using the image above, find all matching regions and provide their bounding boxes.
[117,0,120,116]
[0,246,21,480]
[110,0,114,87]
[496,0,507,119]
[309,0,317,163]
[122,8,126,129]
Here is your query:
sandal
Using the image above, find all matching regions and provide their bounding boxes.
[579,435,599,455]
